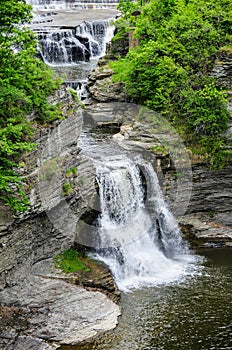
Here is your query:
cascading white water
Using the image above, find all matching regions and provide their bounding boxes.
[94,157,197,291]
[27,0,118,10]
[38,20,112,66]
[28,0,117,99]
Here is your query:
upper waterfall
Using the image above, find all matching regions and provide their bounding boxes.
[37,20,113,65]
[27,0,119,10]
[27,0,118,98]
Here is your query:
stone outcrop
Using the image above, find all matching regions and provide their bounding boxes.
[87,59,129,102]
[211,48,232,88]
[0,274,120,350]
[0,87,96,290]
[177,49,232,245]
[179,214,232,248]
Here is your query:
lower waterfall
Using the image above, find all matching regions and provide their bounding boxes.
[93,156,197,291]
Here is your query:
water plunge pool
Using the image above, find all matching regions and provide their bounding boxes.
[60,248,232,350]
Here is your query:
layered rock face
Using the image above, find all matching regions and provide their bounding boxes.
[179,50,232,246]
[87,58,129,102]
[0,88,94,290]
[167,163,232,247]
[0,88,120,349]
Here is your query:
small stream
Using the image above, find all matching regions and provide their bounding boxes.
[60,248,232,350]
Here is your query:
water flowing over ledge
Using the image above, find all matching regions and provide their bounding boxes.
[27,0,118,99]
[27,0,119,10]
[91,156,199,291]
[1,1,231,349]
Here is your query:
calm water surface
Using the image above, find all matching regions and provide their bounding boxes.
[60,249,232,350]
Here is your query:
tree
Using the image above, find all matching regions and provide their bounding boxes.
[0,0,61,211]
[112,0,232,167]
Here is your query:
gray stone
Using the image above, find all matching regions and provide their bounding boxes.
[14,336,57,350]
[0,275,120,348]
[211,50,232,88]
[0,200,13,235]
[87,65,129,102]
[179,214,232,247]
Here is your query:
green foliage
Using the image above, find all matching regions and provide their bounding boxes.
[62,182,74,196]
[150,144,168,154]
[65,166,78,178]
[0,0,62,211]
[112,0,232,166]
[54,248,90,273]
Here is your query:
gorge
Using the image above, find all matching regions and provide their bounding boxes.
[0,0,232,349]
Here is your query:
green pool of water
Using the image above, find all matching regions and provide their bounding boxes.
[60,248,232,350]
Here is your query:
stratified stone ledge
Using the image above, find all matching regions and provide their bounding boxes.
[179,214,232,248]
[0,273,120,350]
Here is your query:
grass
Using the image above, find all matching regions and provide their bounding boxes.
[62,182,74,196]
[54,248,90,273]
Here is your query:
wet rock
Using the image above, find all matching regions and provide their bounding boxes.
[84,102,137,125]
[32,257,120,303]
[72,257,121,302]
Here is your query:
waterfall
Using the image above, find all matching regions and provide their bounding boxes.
[38,20,112,66]
[93,157,196,291]
[28,0,117,99]
[27,0,119,10]
[65,80,88,100]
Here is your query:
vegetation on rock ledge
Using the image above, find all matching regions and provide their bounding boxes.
[54,248,90,273]
[111,0,232,167]
[0,0,62,211]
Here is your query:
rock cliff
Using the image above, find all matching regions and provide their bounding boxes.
[0,87,120,349]
[0,40,232,350]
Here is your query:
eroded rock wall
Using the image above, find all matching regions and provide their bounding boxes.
[0,88,96,289]
[0,87,121,350]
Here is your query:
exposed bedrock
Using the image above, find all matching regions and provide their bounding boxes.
[0,88,120,349]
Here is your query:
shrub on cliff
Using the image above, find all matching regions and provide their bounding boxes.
[112,0,232,167]
[0,0,62,211]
